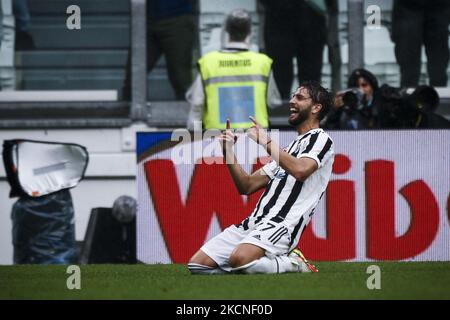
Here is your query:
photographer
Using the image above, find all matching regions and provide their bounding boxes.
[324,69,381,130]
[378,84,450,129]
[413,86,450,129]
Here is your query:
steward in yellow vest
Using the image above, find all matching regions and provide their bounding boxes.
[186,9,281,131]
[198,50,272,129]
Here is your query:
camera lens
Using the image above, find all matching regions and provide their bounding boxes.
[342,91,359,109]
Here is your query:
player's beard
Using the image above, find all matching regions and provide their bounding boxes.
[288,105,311,127]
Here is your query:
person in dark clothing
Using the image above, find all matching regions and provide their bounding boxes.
[376,84,450,129]
[391,0,450,87]
[123,0,196,100]
[259,0,327,99]
[325,69,381,130]
[13,0,35,50]
[346,68,381,129]
[409,85,450,129]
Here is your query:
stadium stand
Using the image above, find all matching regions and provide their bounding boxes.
[6,0,450,111]
[15,0,178,101]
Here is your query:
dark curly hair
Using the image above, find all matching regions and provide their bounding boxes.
[347,68,379,90]
[298,81,334,120]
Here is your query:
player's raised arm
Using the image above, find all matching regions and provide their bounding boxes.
[247,117,318,182]
[218,119,270,195]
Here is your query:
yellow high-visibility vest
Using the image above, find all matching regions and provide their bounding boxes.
[198,50,272,129]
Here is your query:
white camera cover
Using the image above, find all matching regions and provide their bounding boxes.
[13,140,88,197]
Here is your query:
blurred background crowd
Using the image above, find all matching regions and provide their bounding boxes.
[0,0,448,129]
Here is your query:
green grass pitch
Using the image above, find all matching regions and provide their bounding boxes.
[1,262,450,300]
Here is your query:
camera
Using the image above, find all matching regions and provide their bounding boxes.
[321,88,368,129]
[341,88,365,111]
[378,84,440,128]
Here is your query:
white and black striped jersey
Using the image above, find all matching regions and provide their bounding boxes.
[238,128,334,247]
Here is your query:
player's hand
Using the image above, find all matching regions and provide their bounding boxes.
[218,118,237,152]
[247,116,271,146]
[334,91,345,108]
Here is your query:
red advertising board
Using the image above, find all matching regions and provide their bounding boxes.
[137,130,450,263]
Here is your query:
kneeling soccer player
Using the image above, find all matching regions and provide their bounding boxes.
[188,81,335,275]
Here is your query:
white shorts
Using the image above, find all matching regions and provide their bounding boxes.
[200,219,293,272]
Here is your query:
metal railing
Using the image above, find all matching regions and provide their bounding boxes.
[129,0,149,122]
[347,0,364,75]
